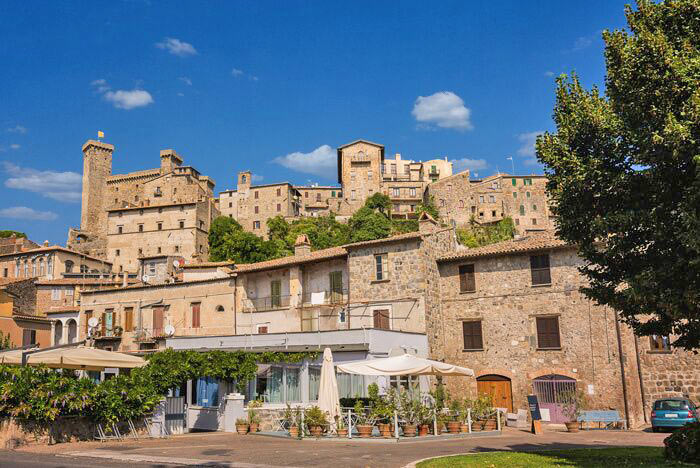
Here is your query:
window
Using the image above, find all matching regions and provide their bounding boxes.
[479,195,484,203]
[536,316,561,349]
[157,247,162,253]
[316,193,322,202]
[309,366,321,401]
[367,171,373,181]
[157,222,162,231]
[351,190,356,200]
[138,248,143,255]
[191,303,201,328]
[65,287,73,297]
[393,203,400,212]
[389,375,419,393]
[524,178,533,186]
[512,178,517,186]
[489,195,495,203]
[305,191,309,198]
[350,171,356,181]
[117,225,123,234]
[462,320,483,350]
[257,324,269,334]
[331,191,336,197]
[270,280,281,308]
[65,260,74,273]
[22,329,36,347]
[255,206,259,214]
[195,377,220,407]
[158,207,163,213]
[459,264,476,293]
[532,204,537,211]
[255,191,259,199]
[530,254,551,285]
[276,188,281,196]
[515,218,520,226]
[277,204,281,212]
[124,307,134,332]
[391,164,397,174]
[103,309,114,336]
[492,210,497,217]
[410,188,416,197]
[138,224,144,232]
[116,249,120,256]
[513,192,517,199]
[373,309,390,330]
[392,187,400,197]
[253,221,261,229]
[216,305,225,313]
[526,191,531,198]
[2,268,6,278]
[404,165,410,175]
[31,260,36,276]
[253,365,301,403]
[51,288,61,300]
[532,218,537,225]
[374,253,388,281]
[242,175,247,183]
[479,211,484,217]
[179,220,185,229]
[175,245,180,253]
[84,310,92,335]
[336,373,366,398]
[650,335,671,351]
[519,205,525,216]
[228,202,232,208]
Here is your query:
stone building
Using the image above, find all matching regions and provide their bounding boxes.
[0,234,38,256]
[217,171,301,237]
[295,185,343,217]
[67,140,219,271]
[434,231,700,428]
[427,172,553,232]
[0,243,112,281]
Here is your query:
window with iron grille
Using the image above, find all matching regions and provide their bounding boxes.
[459,264,476,293]
[536,316,561,349]
[530,254,551,285]
[462,320,483,350]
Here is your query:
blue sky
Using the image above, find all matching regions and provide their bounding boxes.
[0,0,629,244]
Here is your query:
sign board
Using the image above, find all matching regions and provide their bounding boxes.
[527,394,541,421]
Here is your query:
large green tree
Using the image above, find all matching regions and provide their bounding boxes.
[348,194,393,242]
[208,216,282,263]
[536,0,700,349]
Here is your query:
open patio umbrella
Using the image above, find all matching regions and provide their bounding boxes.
[336,353,474,377]
[317,348,341,431]
[0,346,146,370]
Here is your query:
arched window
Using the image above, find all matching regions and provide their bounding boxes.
[459,200,465,209]
[39,258,45,276]
[65,260,74,273]
[242,175,247,183]
[23,260,28,277]
[216,305,225,313]
[31,259,37,277]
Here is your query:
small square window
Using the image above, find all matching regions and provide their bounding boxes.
[649,335,671,351]
[157,222,162,231]
[530,254,551,285]
[179,220,185,229]
[138,224,144,232]
[536,316,561,349]
[115,249,120,257]
[254,221,261,229]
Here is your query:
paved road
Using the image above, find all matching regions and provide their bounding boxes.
[0,451,153,468]
[13,427,668,468]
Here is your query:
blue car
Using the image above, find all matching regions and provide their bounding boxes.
[651,398,699,432]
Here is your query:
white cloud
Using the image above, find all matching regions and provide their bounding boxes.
[155,37,197,57]
[0,206,57,221]
[104,89,154,110]
[451,158,488,173]
[7,125,27,134]
[251,174,264,183]
[544,71,555,77]
[90,78,111,93]
[3,162,82,203]
[572,35,593,51]
[179,76,192,86]
[273,145,336,178]
[231,68,244,77]
[516,131,544,158]
[524,157,542,167]
[177,92,185,97]
[412,91,473,130]
[9,144,20,150]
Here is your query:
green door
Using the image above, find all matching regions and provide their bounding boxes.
[329,271,343,304]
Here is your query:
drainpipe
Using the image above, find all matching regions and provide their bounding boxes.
[233,275,237,336]
[613,310,631,429]
[633,335,648,423]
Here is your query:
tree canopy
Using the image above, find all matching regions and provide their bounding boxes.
[457,217,515,248]
[536,0,700,349]
[0,230,26,239]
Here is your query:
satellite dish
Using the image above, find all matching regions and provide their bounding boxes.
[88,317,99,328]
[164,324,175,337]
[173,259,181,269]
[142,274,150,283]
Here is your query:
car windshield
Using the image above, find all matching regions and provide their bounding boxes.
[654,400,690,410]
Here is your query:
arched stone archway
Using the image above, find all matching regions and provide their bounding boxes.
[532,374,577,423]
[477,374,513,412]
[67,319,77,343]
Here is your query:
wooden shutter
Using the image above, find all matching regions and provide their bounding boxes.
[459,264,476,292]
[124,307,133,332]
[530,254,551,285]
[84,311,92,335]
[152,306,164,336]
[191,303,201,328]
[270,281,281,307]
[329,271,343,303]
[536,317,560,349]
[373,309,390,330]
[462,321,483,350]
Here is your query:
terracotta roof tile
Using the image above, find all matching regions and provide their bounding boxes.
[234,246,347,273]
[437,231,570,262]
[343,231,423,249]
[182,261,235,269]
[35,278,136,286]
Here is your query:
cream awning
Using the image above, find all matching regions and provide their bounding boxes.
[336,353,474,377]
[0,346,146,370]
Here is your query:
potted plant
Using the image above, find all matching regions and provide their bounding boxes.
[235,418,249,435]
[305,406,328,437]
[398,389,420,437]
[561,390,585,433]
[247,399,262,432]
[353,400,376,438]
[447,398,462,433]
[369,384,392,438]
[336,415,348,438]
[418,400,433,436]
[113,325,124,337]
[285,405,301,438]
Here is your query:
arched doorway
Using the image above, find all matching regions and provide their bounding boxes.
[477,374,513,412]
[532,374,577,423]
[67,319,77,343]
[54,322,63,345]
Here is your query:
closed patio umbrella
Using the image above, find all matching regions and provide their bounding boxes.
[0,346,146,370]
[336,353,474,377]
[317,348,341,431]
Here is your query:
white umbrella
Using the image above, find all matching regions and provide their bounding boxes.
[317,348,341,431]
[336,353,474,377]
[0,346,146,370]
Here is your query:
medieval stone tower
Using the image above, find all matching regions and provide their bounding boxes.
[80,140,113,238]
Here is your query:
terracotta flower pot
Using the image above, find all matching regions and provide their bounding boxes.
[447,421,461,433]
[565,421,579,432]
[289,426,299,438]
[337,428,348,438]
[484,419,498,431]
[249,423,259,433]
[356,424,374,438]
[471,423,481,432]
[378,423,392,438]
[418,425,429,436]
[236,424,249,435]
[309,425,323,437]
[459,423,469,433]
[403,424,417,437]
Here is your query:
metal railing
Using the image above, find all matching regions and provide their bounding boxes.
[243,294,292,312]
[301,289,347,306]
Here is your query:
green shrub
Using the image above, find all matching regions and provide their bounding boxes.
[664,422,700,464]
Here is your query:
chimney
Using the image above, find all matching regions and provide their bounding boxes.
[294,234,311,256]
[43,240,49,247]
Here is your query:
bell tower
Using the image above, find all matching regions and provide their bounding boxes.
[80,140,113,237]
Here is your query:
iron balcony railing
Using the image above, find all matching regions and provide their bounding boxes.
[301,289,348,306]
[243,294,293,312]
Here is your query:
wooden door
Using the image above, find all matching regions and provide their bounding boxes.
[152,306,164,336]
[477,378,513,413]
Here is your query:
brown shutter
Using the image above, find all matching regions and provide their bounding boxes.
[536,317,560,348]
[530,254,552,285]
[459,264,476,292]
[462,321,483,350]
[84,311,92,335]
[192,303,201,328]
[373,310,390,330]
[124,307,133,332]
[152,306,164,336]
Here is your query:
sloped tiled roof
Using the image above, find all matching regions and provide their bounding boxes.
[0,245,112,264]
[437,231,570,262]
[35,278,137,286]
[182,261,235,269]
[235,246,348,273]
[343,231,423,249]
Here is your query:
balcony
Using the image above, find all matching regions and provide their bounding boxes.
[301,289,347,306]
[350,152,371,163]
[242,294,292,312]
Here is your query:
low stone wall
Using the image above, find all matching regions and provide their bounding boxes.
[0,417,148,447]
[255,408,288,432]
